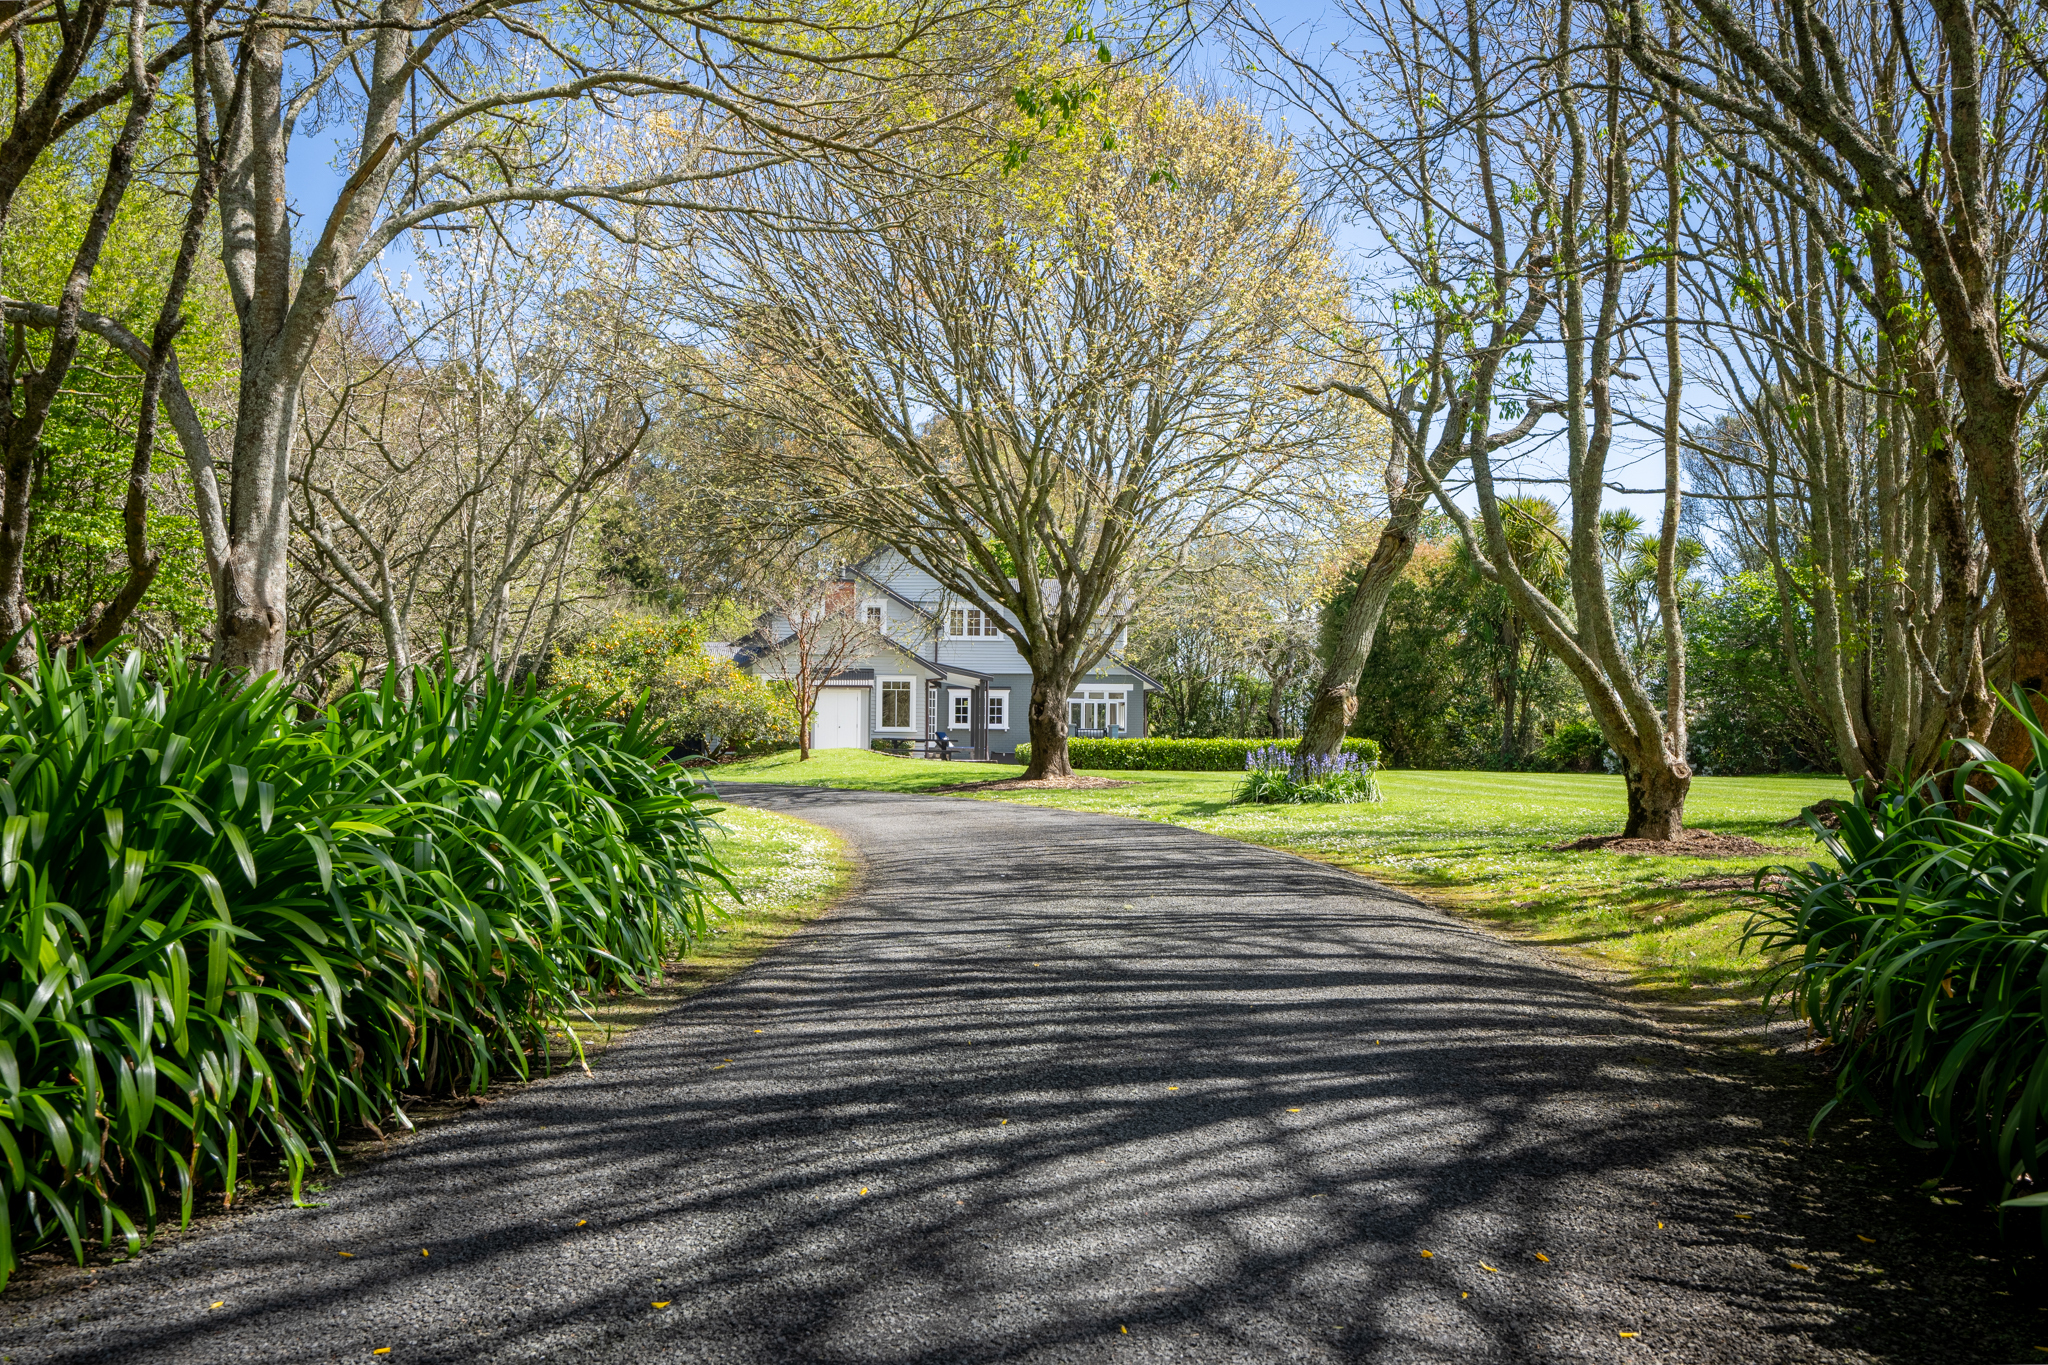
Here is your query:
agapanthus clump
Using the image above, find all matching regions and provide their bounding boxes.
[1236,745,1382,804]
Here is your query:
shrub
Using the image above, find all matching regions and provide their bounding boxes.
[552,612,796,755]
[1235,745,1383,804]
[1539,721,1608,773]
[1013,736,1382,772]
[0,647,726,1286]
[1747,702,2048,1199]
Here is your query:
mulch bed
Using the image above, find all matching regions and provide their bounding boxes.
[1778,797,1851,830]
[1551,829,1780,857]
[928,774,1134,793]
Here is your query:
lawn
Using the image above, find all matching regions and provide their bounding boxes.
[564,801,855,1053]
[715,748,1849,1008]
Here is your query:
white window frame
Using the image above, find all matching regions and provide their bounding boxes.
[945,604,1000,638]
[986,689,1009,730]
[1067,686,1130,734]
[860,599,887,632]
[877,676,916,731]
[948,689,973,728]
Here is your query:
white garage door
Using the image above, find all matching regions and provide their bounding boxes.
[811,687,868,750]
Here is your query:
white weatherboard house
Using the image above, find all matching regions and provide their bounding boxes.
[734,550,1161,759]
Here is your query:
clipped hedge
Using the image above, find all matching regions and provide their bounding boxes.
[0,648,725,1286]
[1013,736,1382,772]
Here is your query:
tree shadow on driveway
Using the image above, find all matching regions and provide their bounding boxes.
[3,785,2037,1364]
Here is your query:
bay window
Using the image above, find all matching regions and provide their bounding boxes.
[1067,688,1127,734]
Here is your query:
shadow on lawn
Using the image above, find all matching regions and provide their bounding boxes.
[6,785,2035,1365]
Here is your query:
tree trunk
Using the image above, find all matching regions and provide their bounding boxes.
[214,376,296,673]
[1622,760,1688,840]
[1499,615,1519,758]
[1022,668,1074,778]
[1298,508,1421,759]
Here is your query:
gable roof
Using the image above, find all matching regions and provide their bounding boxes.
[734,628,991,688]
[847,565,938,626]
[1103,654,1164,692]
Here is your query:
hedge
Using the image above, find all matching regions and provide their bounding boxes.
[1012,736,1382,772]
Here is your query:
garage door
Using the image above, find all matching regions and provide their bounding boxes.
[811,687,868,750]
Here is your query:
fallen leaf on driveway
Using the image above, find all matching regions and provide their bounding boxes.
[1480,1264,1500,1273]
[209,1302,223,1310]
[653,1301,671,1308]
[1533,1253,1549,1263]
[1619,1331,1638,1338]
[339,1252,353,1258]
[1419,1250,1433,1259]
[1856,1235,1874,1243]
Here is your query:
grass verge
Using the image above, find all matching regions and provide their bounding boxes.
[564,798,856,1055]
[716,749,1846,1008]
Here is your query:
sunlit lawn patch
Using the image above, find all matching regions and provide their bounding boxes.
[719,750,1847,1000]
[568,802,854,1051]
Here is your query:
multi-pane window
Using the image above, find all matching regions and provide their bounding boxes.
[986,692,1006,729]
[1068,690,1125,733]
[946,606,998,637]
[880,679,912,729]
[862,600,885,630]
[952,693,972,726]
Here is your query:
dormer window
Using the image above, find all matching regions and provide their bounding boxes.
[946,605,999,638]
[860,599,886,631]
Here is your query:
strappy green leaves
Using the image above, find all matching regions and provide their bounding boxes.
[1748,690,2048,1211]
[0,645,726,1287]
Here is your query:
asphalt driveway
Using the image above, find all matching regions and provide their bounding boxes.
[0,784,2037,1363]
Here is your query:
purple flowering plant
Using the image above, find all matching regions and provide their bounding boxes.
[1236,744,1383,805]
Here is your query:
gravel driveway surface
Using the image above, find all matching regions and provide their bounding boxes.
[0,783,2040,1364]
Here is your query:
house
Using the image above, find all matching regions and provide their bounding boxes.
[734,550,1161,759]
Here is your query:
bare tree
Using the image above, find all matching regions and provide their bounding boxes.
[680,85,1348,777]
[1227,0,1557,762]
[288,214,650,694]
[1613,0,2048,766]
[87,0,1142,676]
[745,565,884,762]
[1262,0,1699,834]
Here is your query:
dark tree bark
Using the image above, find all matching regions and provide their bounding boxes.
[72,1,242,655]
[1023,662,1077,779]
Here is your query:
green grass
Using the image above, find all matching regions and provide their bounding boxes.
[569,801,854,1049]
[719,749,1848,1003]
